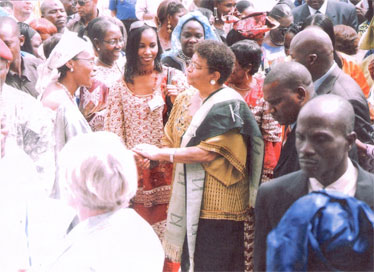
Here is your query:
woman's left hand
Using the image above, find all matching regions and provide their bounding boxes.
[165,84,178,104]
[133,144,161,161]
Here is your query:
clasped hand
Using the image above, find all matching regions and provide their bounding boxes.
[132,144,161,168]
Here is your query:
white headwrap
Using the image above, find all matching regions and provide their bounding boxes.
[36,31,94,98]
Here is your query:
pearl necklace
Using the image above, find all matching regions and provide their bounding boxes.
[56,82,74,102]
[227,82,251,92]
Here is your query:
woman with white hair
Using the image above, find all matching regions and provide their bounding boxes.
[46,131,164,271]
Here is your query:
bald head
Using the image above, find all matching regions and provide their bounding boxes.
[0,16,22,69]
[298,94,355,135]
[290,27,334,81]
[296,94,356,185]
[264,61,314,95]
[263,62,314,125]
[0,16,20,36]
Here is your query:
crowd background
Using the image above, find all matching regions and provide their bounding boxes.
[0,0,373,271]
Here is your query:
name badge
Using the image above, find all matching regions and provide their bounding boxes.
[148,95,165,112]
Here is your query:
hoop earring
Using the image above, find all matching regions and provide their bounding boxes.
[210,79,216,85]
[167,19,172,34]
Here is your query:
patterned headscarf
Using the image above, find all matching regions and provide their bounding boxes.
[233,12,279,39]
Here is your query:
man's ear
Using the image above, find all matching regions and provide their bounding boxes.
[296,86,307,103]
[19,35,25,47]
[308,53,318,66]
[347,131,357,151]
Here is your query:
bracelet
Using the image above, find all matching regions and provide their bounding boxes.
[170,149,177,163]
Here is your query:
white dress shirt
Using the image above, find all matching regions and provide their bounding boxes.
[308,159,358,197]
[313,62,337,91]
[308,0,329,15]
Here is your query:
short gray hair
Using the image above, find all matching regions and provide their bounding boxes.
[58,132,138,211]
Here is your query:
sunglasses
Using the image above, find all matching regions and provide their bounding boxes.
[74,0,90,6]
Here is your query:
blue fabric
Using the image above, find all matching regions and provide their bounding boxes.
[109,0,136,20]
[364,49,374,59]
[0,7,10,17]
[162,11,219,59]
[267,191,374,272]
[294,0,305,7]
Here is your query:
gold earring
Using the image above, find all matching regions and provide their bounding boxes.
[167,19,172,34]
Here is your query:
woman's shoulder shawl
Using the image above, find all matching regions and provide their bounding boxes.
[187,86,264,207]
[187,87,262,146]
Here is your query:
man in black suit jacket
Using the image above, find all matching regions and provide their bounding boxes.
[293,0,358,31]
[290,27,374,145]
[263,62,315,178]
[254,94,374,271]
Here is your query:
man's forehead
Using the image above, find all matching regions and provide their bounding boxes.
[298,112,342,131]
[45,1,64,10]
[263,81,288,98]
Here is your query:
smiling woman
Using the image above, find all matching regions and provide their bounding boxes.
[104,23,189,240]
[79,16,127,131]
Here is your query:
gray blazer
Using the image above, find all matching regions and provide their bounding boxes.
[315,65,374,144]
[292,0,358,31]
[253,162,374,271]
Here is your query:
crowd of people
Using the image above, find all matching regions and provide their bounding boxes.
[0,0,373,271]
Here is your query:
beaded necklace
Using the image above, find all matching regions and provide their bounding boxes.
[57,81,74,102]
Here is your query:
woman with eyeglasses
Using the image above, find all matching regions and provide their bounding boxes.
[133,40,264,272]
[78,16,127,131]
[37,32,94,197]
[104,22,188,240]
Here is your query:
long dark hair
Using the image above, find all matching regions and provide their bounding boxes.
[124,25,163,83]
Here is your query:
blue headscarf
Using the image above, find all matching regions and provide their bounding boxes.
[267,191,374,272]
[163,11,219,58]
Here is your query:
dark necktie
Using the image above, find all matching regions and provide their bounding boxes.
[315,10,321,14]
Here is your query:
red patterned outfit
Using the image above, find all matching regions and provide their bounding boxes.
[104,68,188,239]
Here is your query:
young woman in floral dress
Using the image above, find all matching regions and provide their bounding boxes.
[104,22,188,239]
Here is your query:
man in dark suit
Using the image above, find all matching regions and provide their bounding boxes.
[263,62,315,178]
[293,0,358,31]
[290,27,374,146]
[253,94,374,271]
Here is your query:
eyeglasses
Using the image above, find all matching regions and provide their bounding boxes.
[102,38,124,46]
[75,58,95,65]
[76,0,90,6]
[188,61,209,70]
